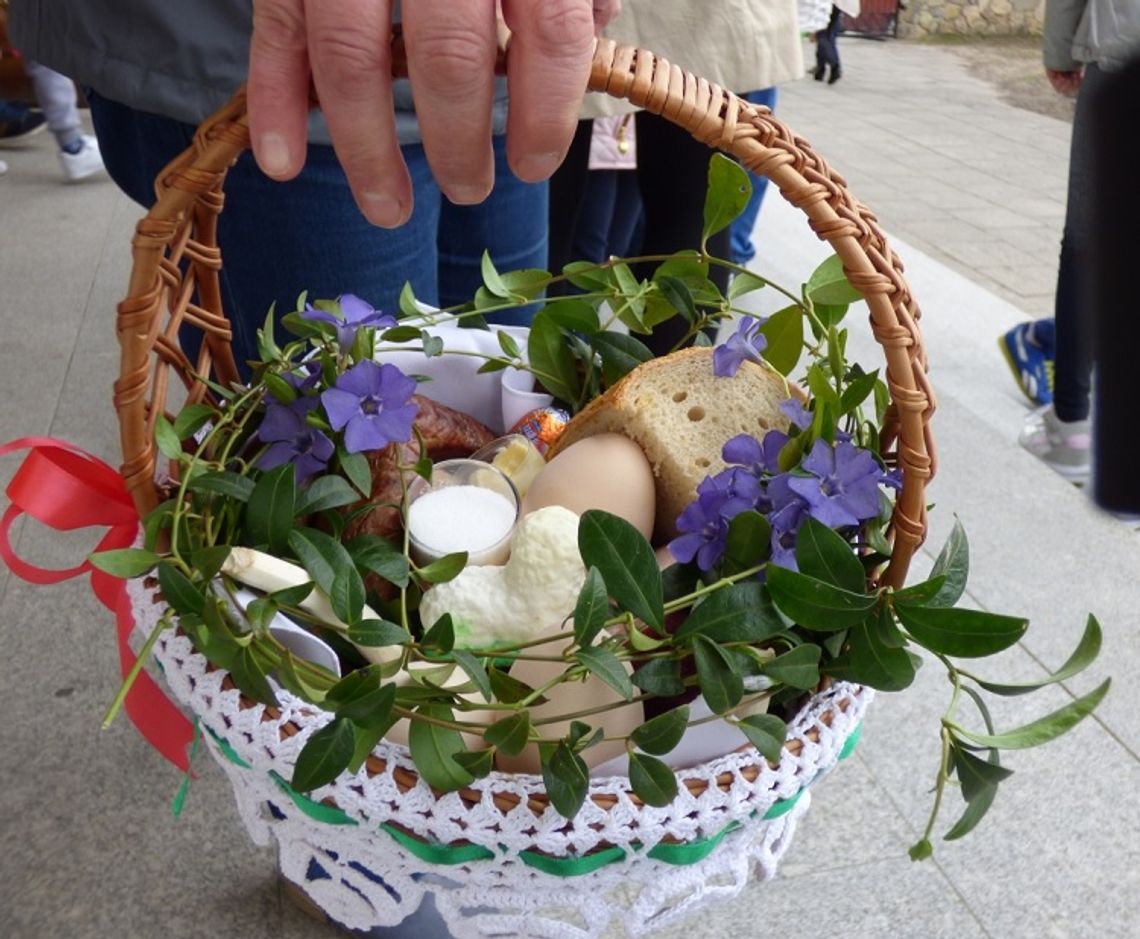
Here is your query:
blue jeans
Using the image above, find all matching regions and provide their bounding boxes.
[88,92,548,368]
[730,88,778,266]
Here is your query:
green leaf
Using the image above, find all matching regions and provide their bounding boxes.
[952,678,1110,751]
[489,667,543,705]
[737,713,788,763]
[722,510,772,575]
[326,670,397,725]
[346,534,411,589]
[329,564,366,625]
[422,613,456,654]
[561,261,613,293]
[172,403,216,440]
[630,705,690,756]
[292,717,355,791]
[542,299,600,335]
[573,567,610,648]
[542,741,589,818]
[417,552,468,585]
[692,635,744,714]
[674,581,784,643]
[397,281,419,318]
[496,329,521,359]
[893,575,948,607]
[450,650,493,702]
[347,618,411,648]
[187,471,255,502]
[760,644,822,690]
[943,781,999,842]
[243,596,278,631]
[453,748,495,778]
[631,657,686,697]
[757,304,805,376]
[408,705,476,791]
[894,604,1026,658]
[484,710,532,756]
[952,745,1013,802]
[574,646,634,701]
[227,645,280,707]
[154,414,184,460]
[927,519,969,608]
[839,368,880,416]
[262,372,298,404]
[380,324,421,343]
[481,251,510,298]
[825,618,917,692]
[420,330,444,358]
[501,268,552,301]
[702,153,751,241]
[578,510,664,630]
[655,275,697,323]
[528,311,581,405]
[590,331,655,387]
[766,565,879,631]
[190,546,232,584]
[338,448,373,498]
[971,615,1103,696]
[158,563,205,616]
[628,752,678,807]
[295,476,360,516]
[806,254,863,305]
[728,270,767,300]
[275,651,330,704]
[246,463,296,554]
[795,517,866,593]
[88,547,161,578]
[288,527,355,596]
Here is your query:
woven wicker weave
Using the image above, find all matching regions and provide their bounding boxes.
[112,37,935,819]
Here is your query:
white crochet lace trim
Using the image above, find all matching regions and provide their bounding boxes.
[129,579,871,937]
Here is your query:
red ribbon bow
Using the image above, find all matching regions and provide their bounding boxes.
[0,437,194,771]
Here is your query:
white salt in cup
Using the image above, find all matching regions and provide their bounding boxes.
[405,459,520,567]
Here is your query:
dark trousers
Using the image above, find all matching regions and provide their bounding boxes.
[816,7,843,75]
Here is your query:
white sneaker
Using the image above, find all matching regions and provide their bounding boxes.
[59,134,105,181]
[1019,405,1091,485]
[0,158,7,175]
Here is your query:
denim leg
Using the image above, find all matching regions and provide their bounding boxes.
[570,169,620,263]
[730,88,778,265]
[437,134,548,326]
[1052,63,1105,422]
[25,60,82,150]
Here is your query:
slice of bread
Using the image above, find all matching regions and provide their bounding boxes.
[548,347,795,540]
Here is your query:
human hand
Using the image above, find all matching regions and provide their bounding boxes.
[592,0,622,32]
[1046,67,1082,97]
[248,0,596,228]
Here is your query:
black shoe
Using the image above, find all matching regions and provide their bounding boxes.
[828,66,842,85]
[813,65,826,81]
[0,109,47,145]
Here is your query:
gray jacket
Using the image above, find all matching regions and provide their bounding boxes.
[8,0,507,144]
[1044,0,1140,71]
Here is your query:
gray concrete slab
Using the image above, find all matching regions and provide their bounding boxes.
[0,34,1133,939]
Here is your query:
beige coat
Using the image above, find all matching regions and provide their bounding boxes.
[581,0,804,119]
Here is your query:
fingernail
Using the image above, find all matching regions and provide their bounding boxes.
[515,151,562,181]
[257,132,293,178]
[447,184,491,205]
[362,191,406,228]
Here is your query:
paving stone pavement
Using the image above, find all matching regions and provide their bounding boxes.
[0,35,1133,939]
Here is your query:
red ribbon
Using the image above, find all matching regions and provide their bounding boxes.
[0,437,194,771]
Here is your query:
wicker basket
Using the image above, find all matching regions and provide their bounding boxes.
[113,36,935,938]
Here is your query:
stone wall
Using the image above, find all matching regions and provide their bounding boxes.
[898,0,1045,38]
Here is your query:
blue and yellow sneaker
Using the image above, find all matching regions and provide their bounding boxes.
[999,322,1054,406]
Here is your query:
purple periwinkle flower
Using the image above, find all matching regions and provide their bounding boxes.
[779,396,812,431]
[765,473,810,570]
[787,439,885,529]
[669,478,737,571]
[723,430,789,476]
[256,397,335,484]
[283,359,322,393]
[301,294,396,350]
[321,360,418,453]
[712,315,768,377]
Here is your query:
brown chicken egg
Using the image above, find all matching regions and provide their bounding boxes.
[521,433,656,538]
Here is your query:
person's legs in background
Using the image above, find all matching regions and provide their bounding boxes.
[815,7,843,84]
[437,133,548,326]
[635,109,732,355]
[24,61,104,179]
[730,88,778,266]
[1018,64,1106,483]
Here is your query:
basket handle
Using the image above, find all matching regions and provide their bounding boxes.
[115,35,935,587]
